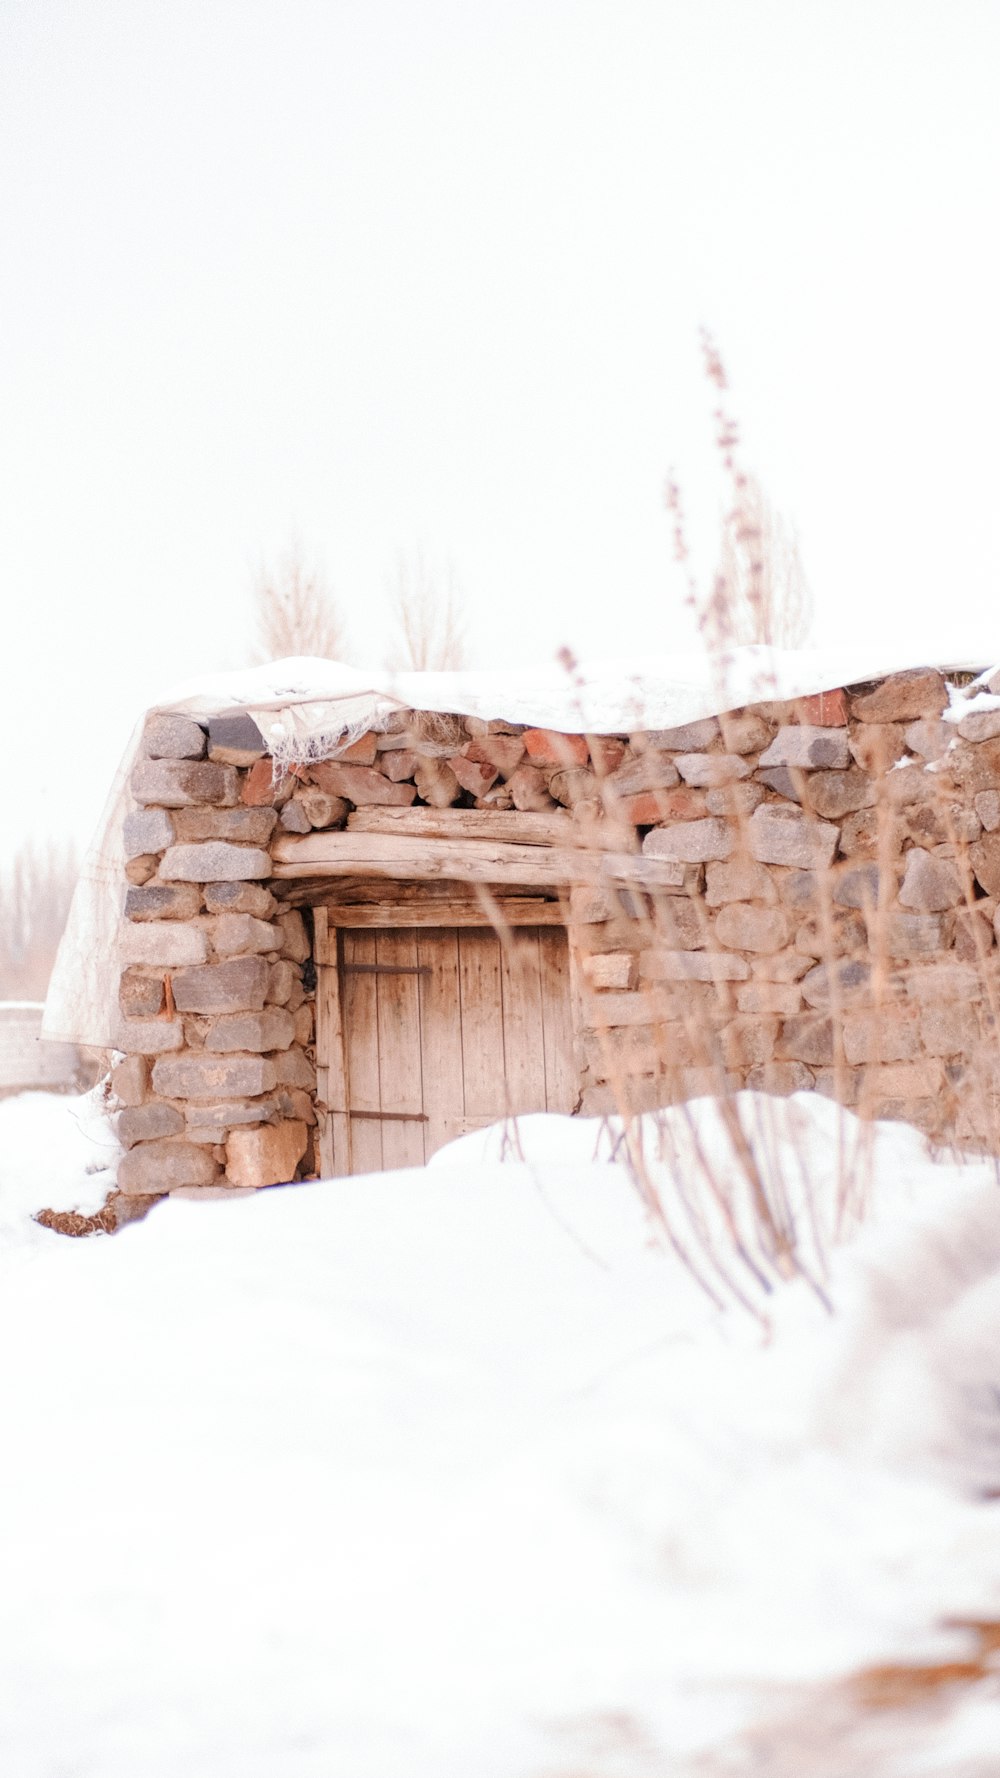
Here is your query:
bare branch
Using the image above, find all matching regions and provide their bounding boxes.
[386,548,468,672]
[254,541,347,663]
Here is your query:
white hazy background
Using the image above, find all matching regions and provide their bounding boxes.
[2,0,998,850]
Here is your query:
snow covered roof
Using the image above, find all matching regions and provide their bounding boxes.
[147,644,993,756]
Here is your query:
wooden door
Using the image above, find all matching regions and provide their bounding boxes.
[316,922,577,1173]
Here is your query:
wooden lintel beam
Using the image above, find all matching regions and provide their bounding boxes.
[270,831,683,890]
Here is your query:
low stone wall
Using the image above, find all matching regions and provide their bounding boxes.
[112,666,1000,1196]
[0,1003,87,1095]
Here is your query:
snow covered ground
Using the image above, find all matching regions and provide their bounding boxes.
[1,1089,999,1775]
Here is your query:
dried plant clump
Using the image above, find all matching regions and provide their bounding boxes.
[254,540,347,663]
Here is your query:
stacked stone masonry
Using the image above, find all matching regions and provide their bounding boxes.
[112,668,1000,1197]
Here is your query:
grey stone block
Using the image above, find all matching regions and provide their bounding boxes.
[118,1139,218,1192]
[207,710,267,765]
[151,1052,279,1100]
[123,808,175,859]
[758,726,851,770]
[116,1102,185,1147]
[171,955,269,1013]
[159,843,272,882]
[202,1009,296,1052]
[120,922,209,966]
[130,759,239,808]
[143,714,207,760]
[113,1017,185,1055]
[125,884,202,922]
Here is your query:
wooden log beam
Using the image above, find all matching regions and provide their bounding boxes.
[345,806,635,852]
[270,831,686,889]
[320,898,565,928]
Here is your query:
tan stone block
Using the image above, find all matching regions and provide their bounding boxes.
[848,724,907,774]
[904,719,953,761]
[705,781,768,816]
[642,818,733,863]
[794,910,867,959]
[842,1011,921,1065]
[172,807,277,845]
[802,769,875,820]
[277,911,310,963]
[202,1010,295,1053]
[715,904,790,953]
[719,713,772,753]
[898,848,963,911]
[705,859,777,905]
[750,951,813,982]
[919,1003,980,1056]
[203,882,277,918]
[113,1017,185,1055]
[640,950,750,982]
[208,914,283,956]
[748,806,839,869]
[975,791,1000,832]
[506,764,556,812]
[674,753,753,787]
[226,1120,308,1188]
[121,922,209,966]
[776,1015,835,1065]
[745,1060,814,1095]
[866,912,946,958]
[720,1016,777,1068]
[110,1054,149,1106]
[159,842,271,883]
[582,952,639,991]
[857,1060,944,1098]
[849,670,947,723]
[736,983,802,1016]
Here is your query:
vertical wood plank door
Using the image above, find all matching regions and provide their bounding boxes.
[321,924,577,1172]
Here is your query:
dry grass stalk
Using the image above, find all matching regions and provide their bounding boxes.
[387,547,467,671]
[0,839,79,1001]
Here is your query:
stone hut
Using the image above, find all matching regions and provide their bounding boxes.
[55,657,1000,1201]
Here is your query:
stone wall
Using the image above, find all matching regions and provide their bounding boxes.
[111,666,1000,1200]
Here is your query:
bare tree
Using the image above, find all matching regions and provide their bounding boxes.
[0,840,79,1001]
[697,331,813,651]
[386,547,468,671]
[253,540,347,663]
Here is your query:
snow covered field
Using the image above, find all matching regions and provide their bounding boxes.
[1,1089,999,1775]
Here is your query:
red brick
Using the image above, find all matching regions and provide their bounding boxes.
[588,737,627,774]
[449,754,498,796]
[242,759,280,805]
[464,736,526,776]
[309,762,417,805]
[621,788,707,825]
[522,728,589,767]
[795,689,848,725]
[335,731,378,765]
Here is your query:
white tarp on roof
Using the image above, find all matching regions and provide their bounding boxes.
[43,646,991,1048]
